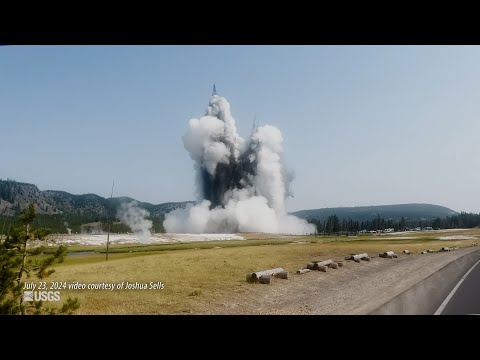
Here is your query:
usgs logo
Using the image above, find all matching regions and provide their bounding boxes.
[23,291,61,302]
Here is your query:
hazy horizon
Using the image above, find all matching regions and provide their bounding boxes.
[0,178,467,214]
[1,46,479,213]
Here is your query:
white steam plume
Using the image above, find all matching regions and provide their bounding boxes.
[117,201,153,243]
[164,93,314,235]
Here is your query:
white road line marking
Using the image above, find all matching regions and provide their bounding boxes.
[435,259,480,315]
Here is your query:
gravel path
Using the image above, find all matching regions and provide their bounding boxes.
[203,246,479,314]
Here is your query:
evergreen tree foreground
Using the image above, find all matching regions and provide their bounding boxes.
[0,203,80,315]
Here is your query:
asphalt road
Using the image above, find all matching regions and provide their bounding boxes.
[437,256,480,315]
[370,247,480,315]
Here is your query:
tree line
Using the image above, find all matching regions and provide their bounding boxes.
[431,212,480,229]
[0,213,166,236]
[308,212,480,234]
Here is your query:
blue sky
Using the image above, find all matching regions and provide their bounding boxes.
[1,45,479,212]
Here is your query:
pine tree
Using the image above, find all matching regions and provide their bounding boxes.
[0,202,80,315]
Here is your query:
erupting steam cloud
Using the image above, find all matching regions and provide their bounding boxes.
[164,92,314,235]
[117,201,153,243]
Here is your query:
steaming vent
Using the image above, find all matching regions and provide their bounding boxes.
[164,87,314,235]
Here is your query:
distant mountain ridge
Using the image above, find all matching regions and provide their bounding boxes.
[292,203,458,222]
[0,179,459,223]
[0,179,194,218]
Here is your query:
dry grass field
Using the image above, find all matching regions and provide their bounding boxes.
[41,229,480,314]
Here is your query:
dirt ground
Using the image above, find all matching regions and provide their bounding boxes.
[198,246,479,314]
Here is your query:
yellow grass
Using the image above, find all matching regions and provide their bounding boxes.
[44,229,479,314]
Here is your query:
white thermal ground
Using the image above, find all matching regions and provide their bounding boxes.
[40,233,245,246]
[437,235,478,240]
